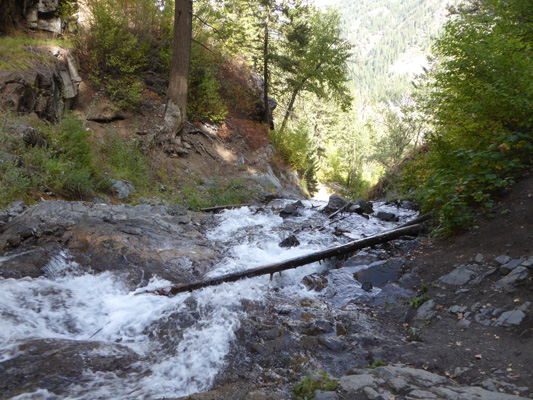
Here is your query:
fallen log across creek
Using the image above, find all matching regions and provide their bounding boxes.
[200,204,253,213]
[141,223,425,296]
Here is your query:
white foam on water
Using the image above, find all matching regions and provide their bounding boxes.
[0,201,418,399]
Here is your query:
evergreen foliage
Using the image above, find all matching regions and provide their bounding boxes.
[395,0,533,234]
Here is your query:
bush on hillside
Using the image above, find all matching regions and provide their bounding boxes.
[394,0,532,235]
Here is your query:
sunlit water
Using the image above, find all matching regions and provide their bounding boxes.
[0,200,417,399]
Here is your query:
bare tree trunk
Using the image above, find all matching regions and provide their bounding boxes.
[279,86,299,133]
[263,5,271,129]
[161,0,192,140]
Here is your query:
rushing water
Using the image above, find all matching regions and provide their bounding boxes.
[0,199,417,399]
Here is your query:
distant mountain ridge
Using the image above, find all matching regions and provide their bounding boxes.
[322,0,459,101]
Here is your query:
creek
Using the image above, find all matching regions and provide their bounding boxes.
[0,199,417,399]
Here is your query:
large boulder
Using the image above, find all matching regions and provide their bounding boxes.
[322,194,348,214]
[0,200,220,287]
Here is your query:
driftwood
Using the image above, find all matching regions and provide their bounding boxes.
[200,204,253,213]
[399,213,432,228]
[142,223,425,296]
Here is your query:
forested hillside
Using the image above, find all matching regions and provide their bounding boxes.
[0,0,531,236]
[335,0,458,101]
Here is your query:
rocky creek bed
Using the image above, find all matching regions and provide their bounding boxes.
[0,180,531,399]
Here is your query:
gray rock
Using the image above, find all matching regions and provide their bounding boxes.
[458,319,471,328]
[409,389,438,398]
[111,179,134,199]
[375,211,399,222]
[474,253,485,263]
[457,386,529,399]
[494,266,530,292]
[340,374,384,393]
[313,390,338,400]
[521,256,533,268]
[386,376,410,392]
[493,310,526,326]
[374,365,448,387]
[499,258,525,275]
[495,255,512,265]
[449,305,467,314]
[415,299,437,321]
[518,301,531,313]
[354,258,404,288]
[37,17,62,34]
[323,194,348,214]
[439,265,480,285]
[6,200,28,217]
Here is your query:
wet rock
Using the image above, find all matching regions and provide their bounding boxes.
[439,264,480,286]
[361,281,373,292]
[0,338,139,399]
[0,200,217,286]
[279,201,303,219]
[349,199,374,215]
[354,258,404,288]
[302,273,328,292]
[375,211,399,222]
[400,200,419,211]
[279,235,300,248]
[322,194,348,214]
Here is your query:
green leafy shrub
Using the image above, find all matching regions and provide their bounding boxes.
[390,0,532,235]
[84,0,174,108]
[188,45,228,124]
[0,160,31,206]
[271,122,318,194]
[294,372,339,400]
[98,134,151,191]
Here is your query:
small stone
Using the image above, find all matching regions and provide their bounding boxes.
[474,253,485,263]
[375,211,399,222]
[415,299,437,321]
[449,305,467,314]
[279,235,300,248]
[494,255,512,265]
[458,319,471,328]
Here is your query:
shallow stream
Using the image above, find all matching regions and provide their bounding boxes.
[0,199,417,399]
